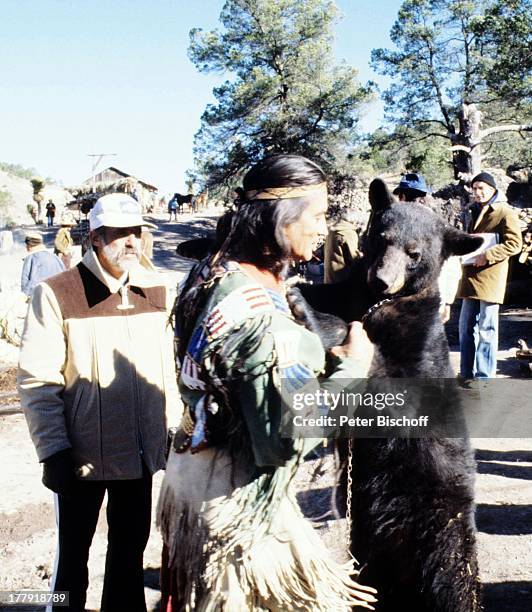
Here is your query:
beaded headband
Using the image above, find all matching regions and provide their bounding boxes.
[244,181,327,201]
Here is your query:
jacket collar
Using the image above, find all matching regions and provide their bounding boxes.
[471,190,501,230]
[471,189,501,211]
[26,244,47,256]
[81,249,160,294]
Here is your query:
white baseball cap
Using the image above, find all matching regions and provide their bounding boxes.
[89,193,156,230]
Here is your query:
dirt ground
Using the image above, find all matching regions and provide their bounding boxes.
[1,209,531,611]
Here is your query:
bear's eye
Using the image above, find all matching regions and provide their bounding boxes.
[407,250,421,263]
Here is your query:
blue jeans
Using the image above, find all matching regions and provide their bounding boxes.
[459,298,499,378]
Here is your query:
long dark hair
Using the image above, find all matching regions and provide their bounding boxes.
[221,154,326,274]
[175,154,326,359]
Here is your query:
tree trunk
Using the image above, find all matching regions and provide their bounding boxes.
[451,103,483,181]
[449,103,484,229]
[33,195,43,224]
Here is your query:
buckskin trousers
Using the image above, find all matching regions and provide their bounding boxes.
[48,465,152,612]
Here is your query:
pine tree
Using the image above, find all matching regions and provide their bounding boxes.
[189,0,373,186]
[371,0,531,179]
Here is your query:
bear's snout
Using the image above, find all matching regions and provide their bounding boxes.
[367,247,408,295]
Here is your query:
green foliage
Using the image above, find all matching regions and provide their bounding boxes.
[0,190,15,227]
[0,190,13,208]
[359,128,453,187]
[476,0,532,106]
[30,177,45,195]
[482,127,532,169]
[372,0,482,130]
[372,0,531,127]
[189,0,374,186]
[371,0,531,174]
[0,162,37,180]
[403,138,454,185]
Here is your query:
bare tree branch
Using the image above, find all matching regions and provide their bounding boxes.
[481,124,532,138]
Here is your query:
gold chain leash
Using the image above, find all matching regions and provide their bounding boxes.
[346,436,353,545]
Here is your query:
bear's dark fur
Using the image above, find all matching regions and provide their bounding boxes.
[288,179,483,611]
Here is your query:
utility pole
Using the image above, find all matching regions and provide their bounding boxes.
[87,153,117,193]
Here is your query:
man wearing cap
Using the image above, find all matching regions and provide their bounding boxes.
[394,173,462,323]
[457,172,522,382]
[393,171,430,203]
[18,194,178,611]
[21,231,65,297]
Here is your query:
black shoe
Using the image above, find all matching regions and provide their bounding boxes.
[457,374,474,389]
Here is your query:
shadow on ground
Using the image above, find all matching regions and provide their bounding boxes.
[476,503,532,535]
[476,449,532,462]
[144,566,161,612]
[476,460,532,481]
[147,212,220,277]
[482,580,532,611]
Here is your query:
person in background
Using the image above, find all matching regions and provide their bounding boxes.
[394,172,462,323]
[457,171,522,383]
[18,193,179,612]
[324,207,363,283]
[21,231,65,298]
[393,172,430,204]
[168,194,178,221]
[54,213,77,269]
[46,199,57,227]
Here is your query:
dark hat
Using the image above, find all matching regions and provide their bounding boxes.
[393,173,429,196]
[471,172,496,190]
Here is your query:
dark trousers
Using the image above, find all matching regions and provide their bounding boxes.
[51,468,152,612]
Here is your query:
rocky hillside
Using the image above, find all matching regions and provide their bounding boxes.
[0,169,72,228]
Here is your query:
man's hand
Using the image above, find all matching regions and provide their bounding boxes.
[330,322,374,375]
[42,449,76,497]
[472,252,488,266]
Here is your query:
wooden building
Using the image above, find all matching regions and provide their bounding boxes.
[76,167,158,212]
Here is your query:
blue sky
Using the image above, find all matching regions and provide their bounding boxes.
[1,0,402,194]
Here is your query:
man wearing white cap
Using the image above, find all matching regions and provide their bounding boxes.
[18,194,177,611]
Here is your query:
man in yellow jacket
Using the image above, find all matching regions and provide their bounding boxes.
[457,172,522,381]
[324,209,362,283]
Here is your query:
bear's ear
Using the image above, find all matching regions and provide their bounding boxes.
[443,226,484,257]
[369,178,394,212]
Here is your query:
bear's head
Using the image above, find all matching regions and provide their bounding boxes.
[365,179,482,298]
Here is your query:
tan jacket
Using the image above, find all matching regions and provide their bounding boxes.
[458,195,522,304]
[324,219,361,283]
[18,250,179,480]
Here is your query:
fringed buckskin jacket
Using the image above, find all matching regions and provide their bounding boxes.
[174,259,363,465]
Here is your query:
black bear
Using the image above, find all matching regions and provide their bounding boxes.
[288,178,483,611]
